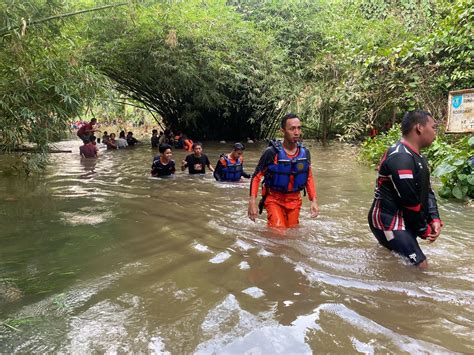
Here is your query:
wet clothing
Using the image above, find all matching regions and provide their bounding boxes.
[214,154,251,181]
[250,141,317,228]
[151,156,176,177]
[116,138,128,149]
[184,154,211,174]
[151,135,159,148]
[184,139,193,152]
[368,140,441,264]
[265,190,302,228]
[79,143,98,158]
[370,226,426,265]
[106,139,117,150]
[127,136,139,146]
[77,122,94,143]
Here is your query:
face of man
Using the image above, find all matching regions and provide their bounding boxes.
[281,117,302,144]
[163,148,173,160]
[231,149,243,160]
[418,116,437,148]
[193,145,202,156]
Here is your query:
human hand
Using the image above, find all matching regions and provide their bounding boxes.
[427,220,442,243]
[310,199,319,218]
[248,200,258,222]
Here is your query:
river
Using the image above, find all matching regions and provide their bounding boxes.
[0,140,472,353]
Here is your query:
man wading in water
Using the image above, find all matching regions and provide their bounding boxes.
[248,113,319,228]
[368,110,443,268]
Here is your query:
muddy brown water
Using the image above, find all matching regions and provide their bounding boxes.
[0,140,472,353]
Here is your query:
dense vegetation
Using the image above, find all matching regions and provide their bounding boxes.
[359,126,474,200]
[1,0,473,189]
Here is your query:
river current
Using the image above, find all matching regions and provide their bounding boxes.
[0,140,472,353]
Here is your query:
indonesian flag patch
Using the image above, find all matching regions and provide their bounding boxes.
[398,169,414,179]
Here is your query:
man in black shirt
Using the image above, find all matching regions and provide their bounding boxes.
[368,110,443,268]
[151,143,176,177]
[181,142,214,174]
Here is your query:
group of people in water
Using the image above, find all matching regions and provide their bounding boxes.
[77,110,444,268]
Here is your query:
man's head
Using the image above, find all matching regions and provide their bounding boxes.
[110,133,116,139]
[89,136,97,145]
[119,131,125,138]
[231,142,245,159]
[159,143,173,159]
[401,110,437,148]
[152,129,158,136]
[91,118,97,124]
[280,113,302,144]
[192,142,203,156]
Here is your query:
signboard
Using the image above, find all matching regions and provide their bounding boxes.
[446,89,474,133]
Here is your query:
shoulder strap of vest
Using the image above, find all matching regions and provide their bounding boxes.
[269,139,282,152]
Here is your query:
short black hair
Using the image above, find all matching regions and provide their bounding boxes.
[192,142,203,150]
[89,135,96,143]
[159,143,172,153]
[152,129,158,134]
[401,110,432,135]
[281,113,299,129]
[91,118,97,123]
[233,142,245,151]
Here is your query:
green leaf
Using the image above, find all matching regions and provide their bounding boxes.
[467,174,474,185]
[452,184,468,199]
[433,162,457,177]
[468,136,474,147]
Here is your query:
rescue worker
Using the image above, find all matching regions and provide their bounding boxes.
[368,110,443,268]
[151,143,176,177]
[248,113,319,228]
[183,135,193,152]
[214,142,251,182]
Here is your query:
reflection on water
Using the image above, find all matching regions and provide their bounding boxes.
[0,139,473,353]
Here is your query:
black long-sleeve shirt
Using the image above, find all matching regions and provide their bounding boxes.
[370,140,441,236]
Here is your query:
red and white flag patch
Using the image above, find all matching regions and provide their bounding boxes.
[398,169,413,179]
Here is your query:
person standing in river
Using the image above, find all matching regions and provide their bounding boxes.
[368,110,443,268]
[181,142,214,174]
[151,144,176,177]
[247,113,319,228]
[213,142,251,182]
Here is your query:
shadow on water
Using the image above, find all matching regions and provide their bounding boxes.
[0,140,473,353]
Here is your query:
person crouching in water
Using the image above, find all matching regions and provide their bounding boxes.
[368,110,443,268]
[151,143,176,177]
[214,142,251,182]
[181,142,214,174]
[248,113,319,228]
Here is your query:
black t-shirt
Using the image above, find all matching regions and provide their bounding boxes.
[151,157,175,177]
[185,154,210,174]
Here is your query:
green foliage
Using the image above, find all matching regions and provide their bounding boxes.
[84,0,290,140]
[1,0,473,173]
[430,136,474,199]
[359,127,474,200]
[0,0,110,174]
[358,124,402,166]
